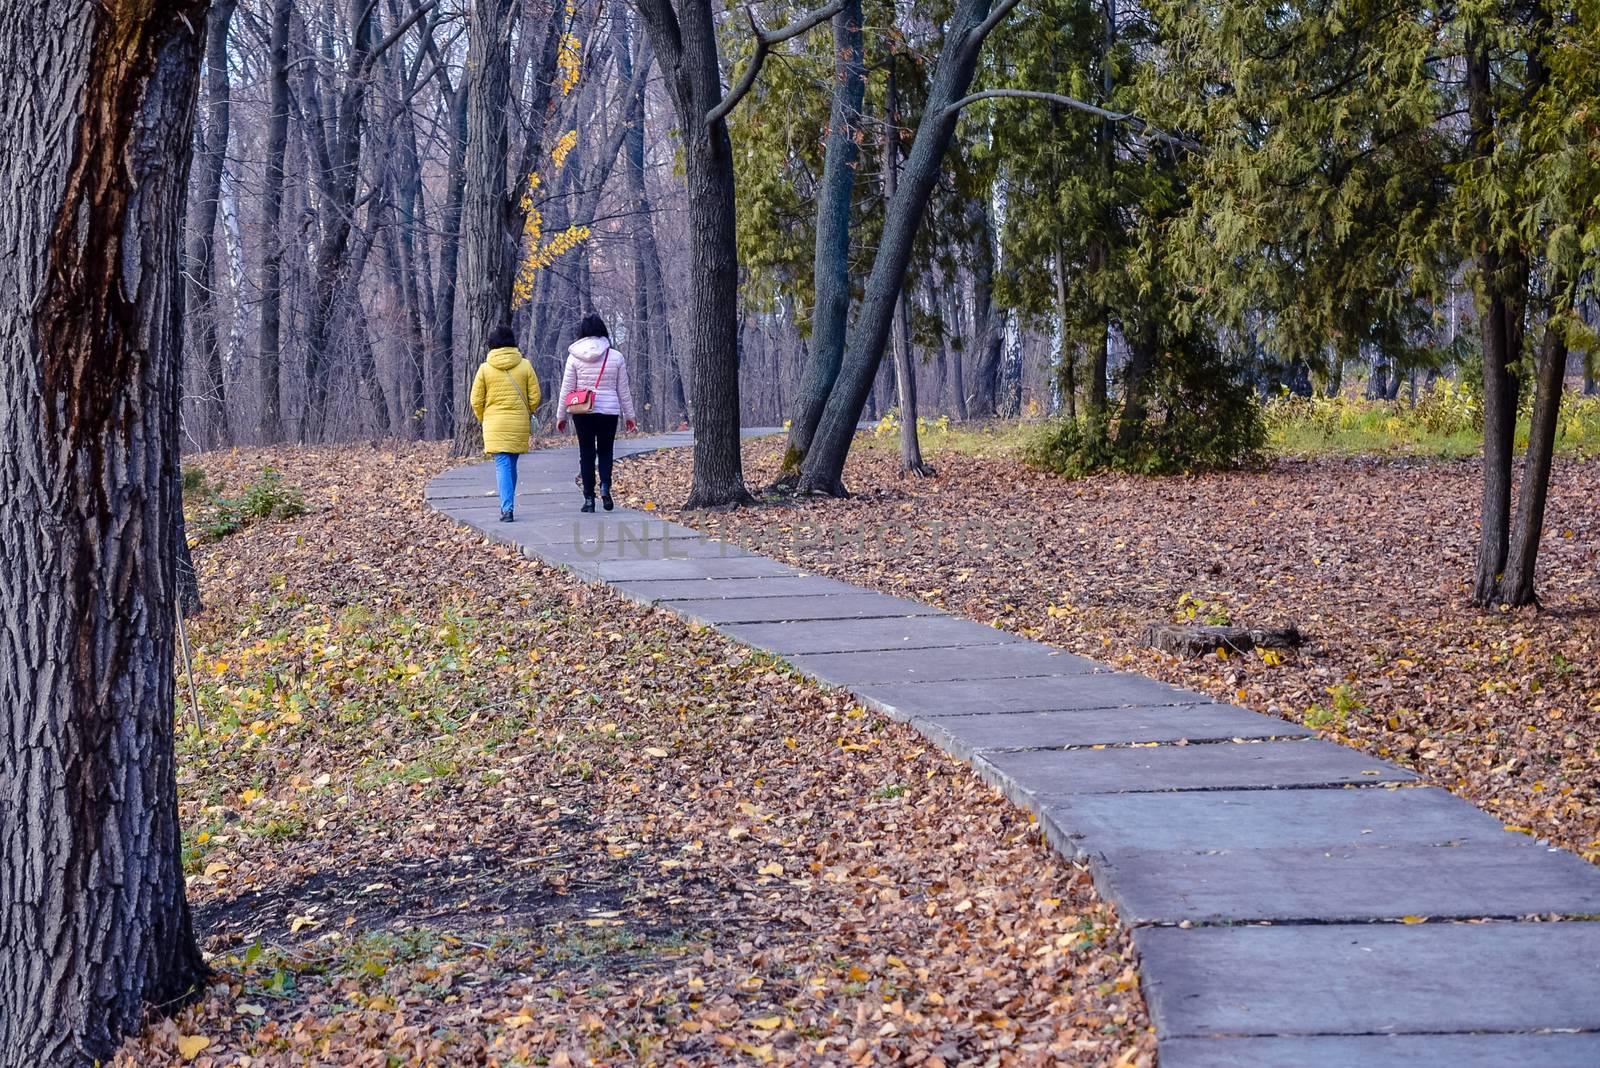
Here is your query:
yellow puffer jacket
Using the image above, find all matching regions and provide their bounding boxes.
[471,346,541,454]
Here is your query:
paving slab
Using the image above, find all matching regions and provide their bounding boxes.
[1160,1033,1600,1068]
[984,739,1414,795]
[661,592,941,625]
[507,517,706,545]
[783,644,1104,685]
[1042,786,1515,856]
[917,703,1309,759]
[1134,921,1600,1037]
[860,672,1209,717]
[720,616,1022,657]
[537,536,756,564]
[611,575,865,601]
[577,555,802,581]
[1100,840,1600,924]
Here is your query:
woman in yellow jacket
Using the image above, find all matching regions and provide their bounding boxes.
[470,324,540,522]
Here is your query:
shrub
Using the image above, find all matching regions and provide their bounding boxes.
[1026,358,1266,478]
[1415,380,1481,434]
[191,468,306,542]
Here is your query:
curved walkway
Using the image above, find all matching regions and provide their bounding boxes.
[427,431,1600,1068]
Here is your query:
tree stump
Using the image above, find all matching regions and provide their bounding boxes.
[1145,623,1304,657]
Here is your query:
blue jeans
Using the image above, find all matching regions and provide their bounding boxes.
[493,452,519,512]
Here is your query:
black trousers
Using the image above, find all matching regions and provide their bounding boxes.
[572,412,618,497]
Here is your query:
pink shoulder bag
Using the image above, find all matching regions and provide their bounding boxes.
[563,346,610,415]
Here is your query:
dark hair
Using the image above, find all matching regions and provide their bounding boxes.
[487,323,516,349]
[576,313,610,341]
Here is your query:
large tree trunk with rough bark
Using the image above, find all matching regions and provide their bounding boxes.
[454,0,518,455]
[797,0,1010,495]
[779,0,865,481]
[0,4,210,1064]
[633,0,753,506]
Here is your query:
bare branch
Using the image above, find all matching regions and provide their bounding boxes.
[956,0,1021,68]
[942,88,1197,149]
[707,0,847,126]
[357,0,438,80]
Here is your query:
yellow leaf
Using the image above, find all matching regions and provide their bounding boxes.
[758,862,783,877]
[176,1035,211,1060]
[1401,915,1427,925]
[751,1016,783,1030]
[643,746,669,758]
[504,1012,534,1027]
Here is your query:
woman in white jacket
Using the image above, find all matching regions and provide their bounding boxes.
[555,313,637,512]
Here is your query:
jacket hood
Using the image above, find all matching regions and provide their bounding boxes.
[568,336,611,363]
[487,346,522,370]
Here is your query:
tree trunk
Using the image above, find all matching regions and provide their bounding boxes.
[798,0,1010,495]
[429,75,468,440]
[779,0,866,481]
[1054,242,1076,420]
[0,5,210,1064]
[1114,317,1158,452]
[1498,320,1568,607]
[298,0,382,441]
[621,21,659,427]
[378,195,429,439]
[454,0,519,455]
[256,0,293,443]
[880,56,932,477]
[1466,27,1528,607]
[967,199,1006,419]
[934,282,969,420]
[633,0,752,506]
[186,0,238,449]
[1324,352,1344,397]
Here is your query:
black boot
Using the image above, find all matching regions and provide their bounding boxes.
[581,497,596,513]
[500,508,514,523]
[600,484,614,511]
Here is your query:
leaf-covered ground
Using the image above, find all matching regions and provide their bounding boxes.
[622,435,1600,866]
[120,444,1152,1067]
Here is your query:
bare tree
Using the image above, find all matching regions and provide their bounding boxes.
[257,0,295,443]
[187,0,240,448]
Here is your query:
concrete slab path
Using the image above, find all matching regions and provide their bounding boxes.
[427,430,1600,1065]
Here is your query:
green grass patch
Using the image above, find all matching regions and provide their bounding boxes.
[1264,386,1600,459]
[855,412,1041,460]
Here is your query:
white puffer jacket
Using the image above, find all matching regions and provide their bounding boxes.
[557,336,636,421]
